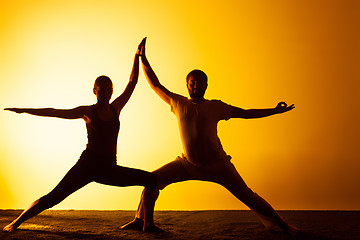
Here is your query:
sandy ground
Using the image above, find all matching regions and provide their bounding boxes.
[0,210,359,240]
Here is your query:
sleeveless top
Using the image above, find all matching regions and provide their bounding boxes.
[85,105,120,159]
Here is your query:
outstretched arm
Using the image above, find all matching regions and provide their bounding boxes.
[230,102,295,119]
[139,38,177,105]
[4,106,88,119]
[111,39,145,115]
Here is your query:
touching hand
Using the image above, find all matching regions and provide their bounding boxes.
[137,37,146,57]
[275,102,295,113]
[4,108,24,114]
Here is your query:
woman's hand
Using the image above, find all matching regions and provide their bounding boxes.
[137,37,146,57]
[4,108,24,114]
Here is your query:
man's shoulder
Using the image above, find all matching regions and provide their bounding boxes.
[171,93,189,103]
[208,99,234,112]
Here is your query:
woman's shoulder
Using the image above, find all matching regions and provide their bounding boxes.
[77,105,95,122]
[78,105,94,113]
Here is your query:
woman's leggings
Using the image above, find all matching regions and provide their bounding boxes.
[38,153,156,209]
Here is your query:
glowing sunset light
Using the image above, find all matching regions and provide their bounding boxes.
[0,0,359,211]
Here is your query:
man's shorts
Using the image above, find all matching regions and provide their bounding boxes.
[153,154,239,189]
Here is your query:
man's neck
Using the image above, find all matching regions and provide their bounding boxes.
[190,98,206,103]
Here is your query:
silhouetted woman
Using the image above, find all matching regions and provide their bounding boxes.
[2,39,156,232]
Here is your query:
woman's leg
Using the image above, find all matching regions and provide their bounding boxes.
[119,159,192,232]
[2,164,91,232]
[95,165,157,188]
[95,165,160,231]
[2,198,43,232]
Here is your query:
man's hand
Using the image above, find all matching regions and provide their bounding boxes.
[137,37,146,57]
[275,102,295,113]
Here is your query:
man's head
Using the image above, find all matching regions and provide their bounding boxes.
[186,69,208,100]
[93,75,113,104]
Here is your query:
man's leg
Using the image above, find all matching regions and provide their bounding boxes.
[213,162,299,235]
[94,165,161,232]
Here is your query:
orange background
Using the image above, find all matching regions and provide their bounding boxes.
[0,0,359,210]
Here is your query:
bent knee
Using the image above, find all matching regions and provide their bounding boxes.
[144,173,159,189]
[157,183,169,190]
[146,181,168,190]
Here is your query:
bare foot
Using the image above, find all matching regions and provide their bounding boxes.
[2,222,18,232]
[119,218,143,231]
[265,223,300,236]
[144,223,165,233]
[284,224,300,236]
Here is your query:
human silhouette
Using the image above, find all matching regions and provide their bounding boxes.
[121,38,299,235]
[2,39,157,232]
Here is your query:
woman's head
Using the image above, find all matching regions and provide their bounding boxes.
[93,75,113,104]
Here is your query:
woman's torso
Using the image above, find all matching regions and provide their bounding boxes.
[83,104,120,164]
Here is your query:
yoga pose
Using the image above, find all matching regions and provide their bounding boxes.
[121,38,299,235]
[2,39,157,232]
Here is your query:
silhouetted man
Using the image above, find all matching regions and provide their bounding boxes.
[122,38,298,235]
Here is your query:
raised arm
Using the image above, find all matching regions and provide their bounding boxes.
[4,106,89,119]
[139,38,176,105]
[230,102,295,119]
[111,40,145,115]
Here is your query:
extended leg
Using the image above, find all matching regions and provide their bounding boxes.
[2,164,90,232]
[214,162,299,235]
[2,198,44,232]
